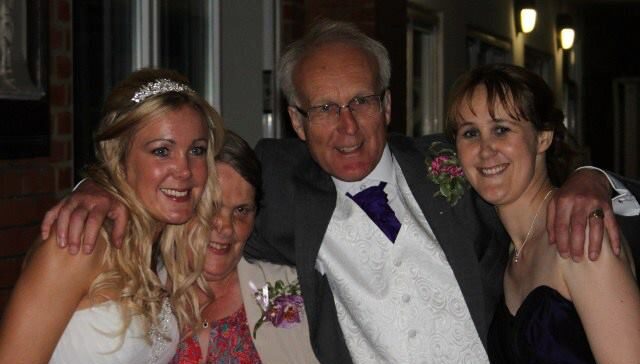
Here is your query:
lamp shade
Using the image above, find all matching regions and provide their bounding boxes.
[560,29,575,49]
[557,14,575,49]
[520,8,537,33]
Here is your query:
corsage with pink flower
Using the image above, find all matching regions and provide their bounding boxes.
[425,142,468,205]
[250,279,304,338]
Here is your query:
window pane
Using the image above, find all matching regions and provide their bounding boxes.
[158,0,207,94]
[73,0,133,179]
[412,27,440,135]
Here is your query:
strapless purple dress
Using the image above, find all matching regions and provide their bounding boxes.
[488,285,596,363]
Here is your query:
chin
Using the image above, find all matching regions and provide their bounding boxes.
[203,268,235,282]
[163,212,194,225]
[335,166,374,182]
[335,174,366,182]
[472,187,502,205]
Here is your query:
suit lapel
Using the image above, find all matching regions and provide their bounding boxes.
[389,136,491,338]
[290,154,340,350]
[291,154,336,281]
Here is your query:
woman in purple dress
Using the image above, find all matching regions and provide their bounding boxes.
[448,63,640,363]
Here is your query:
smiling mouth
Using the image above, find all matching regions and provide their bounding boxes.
[160,188,190,201]
[208,241,231,254]
[479,164,508,176]
[336,142,362,154]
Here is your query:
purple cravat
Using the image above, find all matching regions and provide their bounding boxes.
[347,182,401,242]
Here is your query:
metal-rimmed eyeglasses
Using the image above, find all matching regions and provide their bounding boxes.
[293,93,385,124]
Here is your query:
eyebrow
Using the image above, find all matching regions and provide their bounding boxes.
[492,118,519,124]
[456,120,475,128]
[310,92,376,106]
[458,117,516,125]
[145,138,175,147]
[144,137,208,147]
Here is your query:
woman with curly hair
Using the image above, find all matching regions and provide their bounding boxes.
[0,68,223,363]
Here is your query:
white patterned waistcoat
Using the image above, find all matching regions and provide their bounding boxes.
[316,163,488,364]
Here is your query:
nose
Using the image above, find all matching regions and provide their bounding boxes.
[212,212,233,238]
[173,153,193,179]
[336,106,359,135]
[479,135,497,159]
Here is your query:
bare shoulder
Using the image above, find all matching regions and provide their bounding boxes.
[556,229,640,362]
[24,228,108,286]
[557,227,637,302]
[558,228,633,275]
[0,231,108,362]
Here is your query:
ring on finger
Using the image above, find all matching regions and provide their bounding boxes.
[589,208,604,219]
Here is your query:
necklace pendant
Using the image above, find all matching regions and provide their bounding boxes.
[510,188,555,265]
[202,320,209,329]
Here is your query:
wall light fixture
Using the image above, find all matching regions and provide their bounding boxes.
[557,13,575,50]
[516,0,537,34]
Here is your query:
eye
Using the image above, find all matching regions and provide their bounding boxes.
[152,147,169,157]
[351,96,367,105]
[459,128,479,139]
[190,146,207,156]
[318,104,334,113]
[234,205,255,216]
[495,126,511,135]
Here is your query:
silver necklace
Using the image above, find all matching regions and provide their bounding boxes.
[513,188,555,263]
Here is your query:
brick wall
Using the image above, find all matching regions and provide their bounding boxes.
[0,0,73,313]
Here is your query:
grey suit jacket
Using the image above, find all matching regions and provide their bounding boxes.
[245,133,511,364]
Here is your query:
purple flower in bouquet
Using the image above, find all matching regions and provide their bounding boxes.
[251,279,304,338]
[430,155,464,178]
[425,142,468,205]
[430,155,447,174]
[267,294,304,328]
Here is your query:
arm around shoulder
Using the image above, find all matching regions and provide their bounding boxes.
[0,233,105,363]
[560,230,640,363]
[576,166,640,216]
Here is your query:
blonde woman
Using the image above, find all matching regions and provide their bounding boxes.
[0,68,223,363]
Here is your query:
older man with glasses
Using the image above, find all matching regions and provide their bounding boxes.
[244,20,639,363]
[43,19,639,364]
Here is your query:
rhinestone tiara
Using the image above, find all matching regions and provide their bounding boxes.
[130,78,195,103]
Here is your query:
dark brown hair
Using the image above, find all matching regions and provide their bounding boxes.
[446,63,582,185]
[215,129,262,205]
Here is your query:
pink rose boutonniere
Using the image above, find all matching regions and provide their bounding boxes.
[425,142,468,206]
[250,279,304,338]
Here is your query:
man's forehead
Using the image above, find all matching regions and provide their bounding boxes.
[298,42,373,70]
[293,42,378,103]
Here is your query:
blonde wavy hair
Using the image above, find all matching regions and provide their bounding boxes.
[85,68,223,341]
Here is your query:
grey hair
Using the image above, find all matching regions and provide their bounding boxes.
[278,19,391,105]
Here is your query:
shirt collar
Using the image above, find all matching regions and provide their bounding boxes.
[332,144,395,195]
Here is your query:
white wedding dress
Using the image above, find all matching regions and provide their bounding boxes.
[49,298,178,364]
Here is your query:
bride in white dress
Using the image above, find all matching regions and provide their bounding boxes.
[0,68,223,363]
